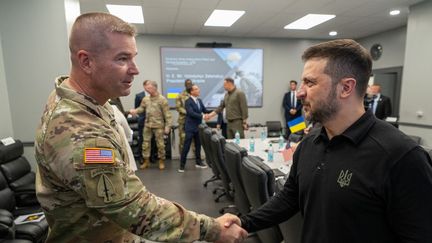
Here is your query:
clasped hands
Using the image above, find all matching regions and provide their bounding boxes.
[215,213,248,243]
[203,114,211,121]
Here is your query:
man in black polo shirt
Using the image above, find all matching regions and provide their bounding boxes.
[232,39,432,242]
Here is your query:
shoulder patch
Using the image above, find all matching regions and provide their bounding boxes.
[84,148,114,164]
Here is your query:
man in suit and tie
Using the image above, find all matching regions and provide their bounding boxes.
[282,80,303,135]
[179,84,211,172]
[369,84,392,120]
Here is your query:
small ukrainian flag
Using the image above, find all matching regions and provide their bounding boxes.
[288,116,306,133]
[167,87,182,99]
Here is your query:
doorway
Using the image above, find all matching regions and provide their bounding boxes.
[372,66,403,117]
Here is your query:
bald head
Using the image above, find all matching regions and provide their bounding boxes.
[69,12,136,63]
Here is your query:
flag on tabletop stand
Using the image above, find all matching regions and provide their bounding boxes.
[281,142,294,162]
[288,116,306,134]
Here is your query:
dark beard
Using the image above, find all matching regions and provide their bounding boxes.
[309,86,339,124]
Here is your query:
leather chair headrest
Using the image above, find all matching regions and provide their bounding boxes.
[0,140,23,163]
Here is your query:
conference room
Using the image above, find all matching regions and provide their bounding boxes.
[1,0,432,242]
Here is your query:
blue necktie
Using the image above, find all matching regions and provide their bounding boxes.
[196,99,201,111]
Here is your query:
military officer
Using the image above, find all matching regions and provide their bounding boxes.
[175,79,193,153]
[130,80,172,170]
[35,12,247,243]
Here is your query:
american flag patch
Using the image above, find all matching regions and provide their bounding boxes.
[84,148,114,164]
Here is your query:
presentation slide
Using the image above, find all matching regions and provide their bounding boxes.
[161,47,263,108]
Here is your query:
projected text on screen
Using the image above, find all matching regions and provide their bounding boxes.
[161,47,263,108]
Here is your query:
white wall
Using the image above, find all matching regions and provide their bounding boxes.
[358,27,406,70]
[0,32,14,139]
[124,35,321,125]
[0,0,70,142]
[398,0,432,147]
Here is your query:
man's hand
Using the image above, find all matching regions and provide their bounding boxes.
[164,127,170,134]
[215,214,248,243]
[289,109,297,115]
[129,109,138,116]
[243,123,248,131]
[216,124,221,130]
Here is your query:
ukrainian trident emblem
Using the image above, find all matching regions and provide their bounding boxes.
[337,169,352,188]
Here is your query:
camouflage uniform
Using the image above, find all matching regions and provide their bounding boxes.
[35,76,220,242]
[175,90,189,153]
[136,94,172,160]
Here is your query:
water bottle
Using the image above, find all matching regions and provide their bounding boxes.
[260,128,266,141]
[278,134,284,149]
[249,136,255,152]
[235,130,240,144]
[267,144,274,162]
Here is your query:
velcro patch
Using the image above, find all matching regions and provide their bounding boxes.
[84,148,114,164]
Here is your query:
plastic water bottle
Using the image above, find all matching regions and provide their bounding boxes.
[249,137,255,152]
[260,129,266,141]
[278,134,284,149]
[267,144,274,162]
[235,130,240,144]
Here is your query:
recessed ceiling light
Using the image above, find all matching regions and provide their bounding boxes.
[204,10,245,27]
[389,10,400,16]
[329,31,338,36]
[106,4,144,24]
[284,14,336,30]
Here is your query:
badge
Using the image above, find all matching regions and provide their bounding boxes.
[84,148,114,164]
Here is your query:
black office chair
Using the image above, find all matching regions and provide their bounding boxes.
[199,124,220,187]
[266,121,282,138]
[0,141,38,207]
[241,156,283,243]
[224,142,251,215]
[210,134,233,202]
[0,172,48,243]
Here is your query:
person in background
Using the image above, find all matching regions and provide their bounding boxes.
[110,100,137,171]
[176,79,193,154]
[134,81,146,162]
[228,39,432,242]
[282,80,303,136]
[130,80,171,170]
[207,77,248,139]
[369,83,392,120]
[216,106,228,138]
[179,84,211,172]
[35,12,247,242]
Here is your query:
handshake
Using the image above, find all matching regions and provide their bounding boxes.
[215,213,248,243]
[203,114,211,121]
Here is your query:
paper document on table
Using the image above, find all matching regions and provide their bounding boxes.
[14,212,45,225]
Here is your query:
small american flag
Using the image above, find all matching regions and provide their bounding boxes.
[84,148,114,163]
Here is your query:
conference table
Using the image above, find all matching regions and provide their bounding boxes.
[229,137,293,176]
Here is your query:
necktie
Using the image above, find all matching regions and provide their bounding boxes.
[291,92,296,108]
[372,96,378,114]
[196,99,200,111]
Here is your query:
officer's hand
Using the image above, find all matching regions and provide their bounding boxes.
[216,124,221,130]
[216,224,248,243]
[164,127,170,134]
[129,109,138,116]
[215,214,247,243]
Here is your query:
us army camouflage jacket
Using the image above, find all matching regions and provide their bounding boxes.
[34,76,219,242]
[137,94,172,129]
[175,90,189,124]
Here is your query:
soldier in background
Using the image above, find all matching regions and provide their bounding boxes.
[35,12,246,242]
[176,79,193,153]
[130,80,172,170]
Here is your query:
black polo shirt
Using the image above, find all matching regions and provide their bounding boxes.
[241,111,432,243]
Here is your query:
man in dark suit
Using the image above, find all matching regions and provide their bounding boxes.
[179,84,211,172]
[282,80,303,135]
[134,81,146,161]
[369,84,392,120]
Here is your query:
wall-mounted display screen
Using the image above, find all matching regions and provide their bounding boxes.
[161,47,263,108]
